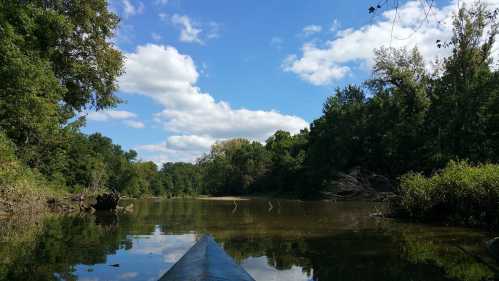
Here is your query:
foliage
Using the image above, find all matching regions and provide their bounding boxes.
[394,161,499,227]
[0,0,123,186]
[0,1,162,201]
[2,1,499,212]
[198,139,272,195]
[0,132,66,213]
[157,162,202,196]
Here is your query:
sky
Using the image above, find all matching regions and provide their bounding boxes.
[81,0,499,165]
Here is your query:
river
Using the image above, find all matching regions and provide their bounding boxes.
[0,198,497,281]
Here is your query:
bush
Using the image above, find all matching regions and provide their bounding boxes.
[393,161,499,227]
[0,132,66,213]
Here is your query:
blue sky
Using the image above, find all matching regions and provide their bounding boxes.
[82,0,481,164]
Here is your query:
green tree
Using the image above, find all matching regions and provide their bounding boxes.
[0,0,123,177]
[426,4,499,164]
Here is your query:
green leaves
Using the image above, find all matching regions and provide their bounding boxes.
[396,161,499,227]
[0,0,123,176]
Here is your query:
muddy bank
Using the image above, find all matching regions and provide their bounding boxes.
[0,189,123,217]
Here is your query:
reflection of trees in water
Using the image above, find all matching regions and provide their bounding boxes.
[393,225,498,281]
[127,199,497,281]
[0,200,496,281]
[218,233,457,281]
[0,214,132,281]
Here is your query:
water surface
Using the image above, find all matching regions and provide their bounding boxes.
[0,199,497,281]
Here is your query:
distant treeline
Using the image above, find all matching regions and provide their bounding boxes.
[2,2,499,202]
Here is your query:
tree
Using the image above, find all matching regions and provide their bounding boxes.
[427,4,499,164]
[198,139,271,195]
[0,0,123,174]
[265,130,308,194]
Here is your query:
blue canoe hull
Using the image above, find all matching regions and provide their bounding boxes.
[159,235,255,281]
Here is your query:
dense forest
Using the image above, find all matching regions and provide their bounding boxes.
[1,0,499,218]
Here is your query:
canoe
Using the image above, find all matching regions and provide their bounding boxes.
[158,235,256,281]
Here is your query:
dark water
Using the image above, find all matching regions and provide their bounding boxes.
[0,199,497,281]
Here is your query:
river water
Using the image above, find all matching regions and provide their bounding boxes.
[0,199,497,281]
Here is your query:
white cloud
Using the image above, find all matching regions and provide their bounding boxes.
[124,120,145,129]
[302,24,322,36]
[242,256,312,281]
[167,14,221,44]
[284,0,499,85]
[135,135,215,163]
[120,44,308,163]
[282,49,351,86]
[122,0,144,17]
[86,110,144,129]
[166,135,215,151]
[87,110,137,121]
[207,22,221,39]
[119,272,138,280]
[171,14,203,44]
[330,19,341,32]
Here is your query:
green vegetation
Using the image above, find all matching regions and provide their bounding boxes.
[159,4,499,203]
[0,0,162,209]
[1,0,499,230]
[393,161,499,227]
[0,132,64,213]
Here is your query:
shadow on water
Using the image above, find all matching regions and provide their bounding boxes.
[0,199,497,281]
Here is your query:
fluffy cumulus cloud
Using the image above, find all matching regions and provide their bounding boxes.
[119,44,308,163]
[86,110,144,129]
[284,0,499,85]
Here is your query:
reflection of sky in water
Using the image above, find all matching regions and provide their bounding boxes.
[73,225,312,281]
[74,226,196,281]
[242,256,313,281]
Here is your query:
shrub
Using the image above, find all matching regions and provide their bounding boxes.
[0,132,66,213]
[393,161,499,227]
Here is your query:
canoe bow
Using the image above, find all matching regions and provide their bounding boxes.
[159,235,255,281]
